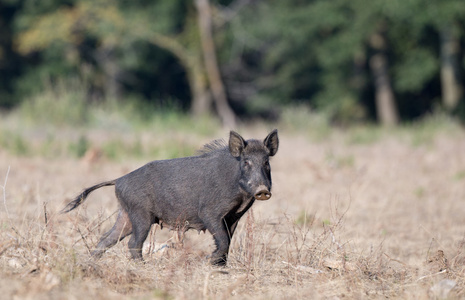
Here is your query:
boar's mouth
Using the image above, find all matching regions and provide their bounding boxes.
[254,189,272,201]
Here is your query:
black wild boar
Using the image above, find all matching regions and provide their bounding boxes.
[62,130,279,266]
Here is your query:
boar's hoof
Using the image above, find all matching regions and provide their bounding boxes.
[254,190,271,201]
[210,255,227,267]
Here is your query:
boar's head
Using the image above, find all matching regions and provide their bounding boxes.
[229,129,279,201]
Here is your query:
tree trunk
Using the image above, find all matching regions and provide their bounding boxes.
[187,61,211,117]
[99,48,122,100]
[195,0,237,128]
[369,31,399,126]
[440,25,462,111]
[147,32,211,117]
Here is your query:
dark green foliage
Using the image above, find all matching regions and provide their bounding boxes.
[1,0,465,124]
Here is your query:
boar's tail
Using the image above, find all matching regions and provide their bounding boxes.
[61,180,116,214]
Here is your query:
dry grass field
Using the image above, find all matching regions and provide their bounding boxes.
[1,119,465,299]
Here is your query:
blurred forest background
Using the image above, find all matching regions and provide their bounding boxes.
[1,0,465,127]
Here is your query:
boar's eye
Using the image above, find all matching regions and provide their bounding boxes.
[244,160,251,166]
[264,160,270,168]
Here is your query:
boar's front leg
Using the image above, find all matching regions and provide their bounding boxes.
[211,230,230,266]
[224,214,240,239]
[202,217,231,266]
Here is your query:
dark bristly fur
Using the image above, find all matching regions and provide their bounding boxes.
[196,139,227,155]
[62,130,279,266]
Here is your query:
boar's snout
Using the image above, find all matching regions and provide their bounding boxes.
[254,185,272,201]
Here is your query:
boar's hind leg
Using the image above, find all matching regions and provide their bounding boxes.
[91,209,132,258]
[127,211,152,260]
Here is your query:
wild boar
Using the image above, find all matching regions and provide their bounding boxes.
[62,129,279,266]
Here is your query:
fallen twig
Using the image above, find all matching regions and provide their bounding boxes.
[416,269,447,282]
[1,166,11,220]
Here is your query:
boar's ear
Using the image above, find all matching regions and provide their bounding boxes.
[229,131,246,158]
[264,129,279,156]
